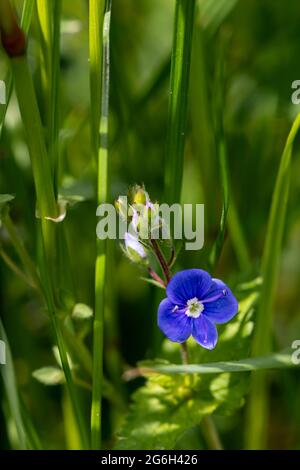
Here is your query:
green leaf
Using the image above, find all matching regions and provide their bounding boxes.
[116,373,218,450]
[140,277,165,289]
[117,364,250,450]
[72,303,93,320]
[32,367,65,386]
[0,194,15,206]
[0,319,27,449]
[164,0,196,204]
[146,351,296,375]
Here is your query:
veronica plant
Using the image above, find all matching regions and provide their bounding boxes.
[117,186,238,350]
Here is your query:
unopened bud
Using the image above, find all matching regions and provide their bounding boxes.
[0,0,26,57]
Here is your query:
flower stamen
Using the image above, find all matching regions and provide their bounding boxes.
[202,289,227,304]
[185,297,204,318]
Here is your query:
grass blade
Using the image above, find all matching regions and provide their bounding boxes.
[89,0,111,450]
[20,0,35,33]
[164,0,196,204]
[145,351,296,375]
[246,113,300,449]
[36,0,52,121]
[49,0,62,193]
[0,319,27,449]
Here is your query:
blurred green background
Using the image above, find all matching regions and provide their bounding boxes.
[1,0,300,449]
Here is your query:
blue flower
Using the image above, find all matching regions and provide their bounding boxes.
[158,269,238,350]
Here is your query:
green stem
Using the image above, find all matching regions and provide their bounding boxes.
[36,0,52,124]
[151,239,171,283]
[0,249,35,288]
[8,42,88,448]
[164,0,196,204]
[89,0,110,450]
[180,343,223,450]
[12,58,57,219]
[49,0,62,192]
[3,212,42,292]
[228,201,251,272]
[201,416,223,450]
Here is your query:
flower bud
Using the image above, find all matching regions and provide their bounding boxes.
[115,196,128,220]
[0,0,26,57]
[129,185,149,206]
[124,232,148,264]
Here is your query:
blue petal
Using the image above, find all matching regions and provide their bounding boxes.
[166,269,212,306]
[202,279,238,324]
[158,299,191,343]
[191,316,218,350]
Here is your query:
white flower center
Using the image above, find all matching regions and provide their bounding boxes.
[185,297,204,318]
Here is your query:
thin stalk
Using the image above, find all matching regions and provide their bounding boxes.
[180,342,223,450]
[180,342,189,365]
[36,0,52,122]
[148,267,166,288]
[228,201,251,272]
[201,415,223,450]
[44,273,89,449]
[89,0,110,450]
[0,249,34,288]
[3,212,42,292]
[49,0,62,192]
[0,319,27,449]
[89,0,105,164]
[12,58,57,219]
[209,37,229,270]
[164,0,196,204]
[151,239,171,283]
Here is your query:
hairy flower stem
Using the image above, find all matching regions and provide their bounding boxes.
[150,239,172,283]
[180,342,189,365]
[148,268,166,288]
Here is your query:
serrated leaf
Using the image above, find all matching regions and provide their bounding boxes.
[116,374,217,450]
[32,367,65,386]
[72,303,93,320]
